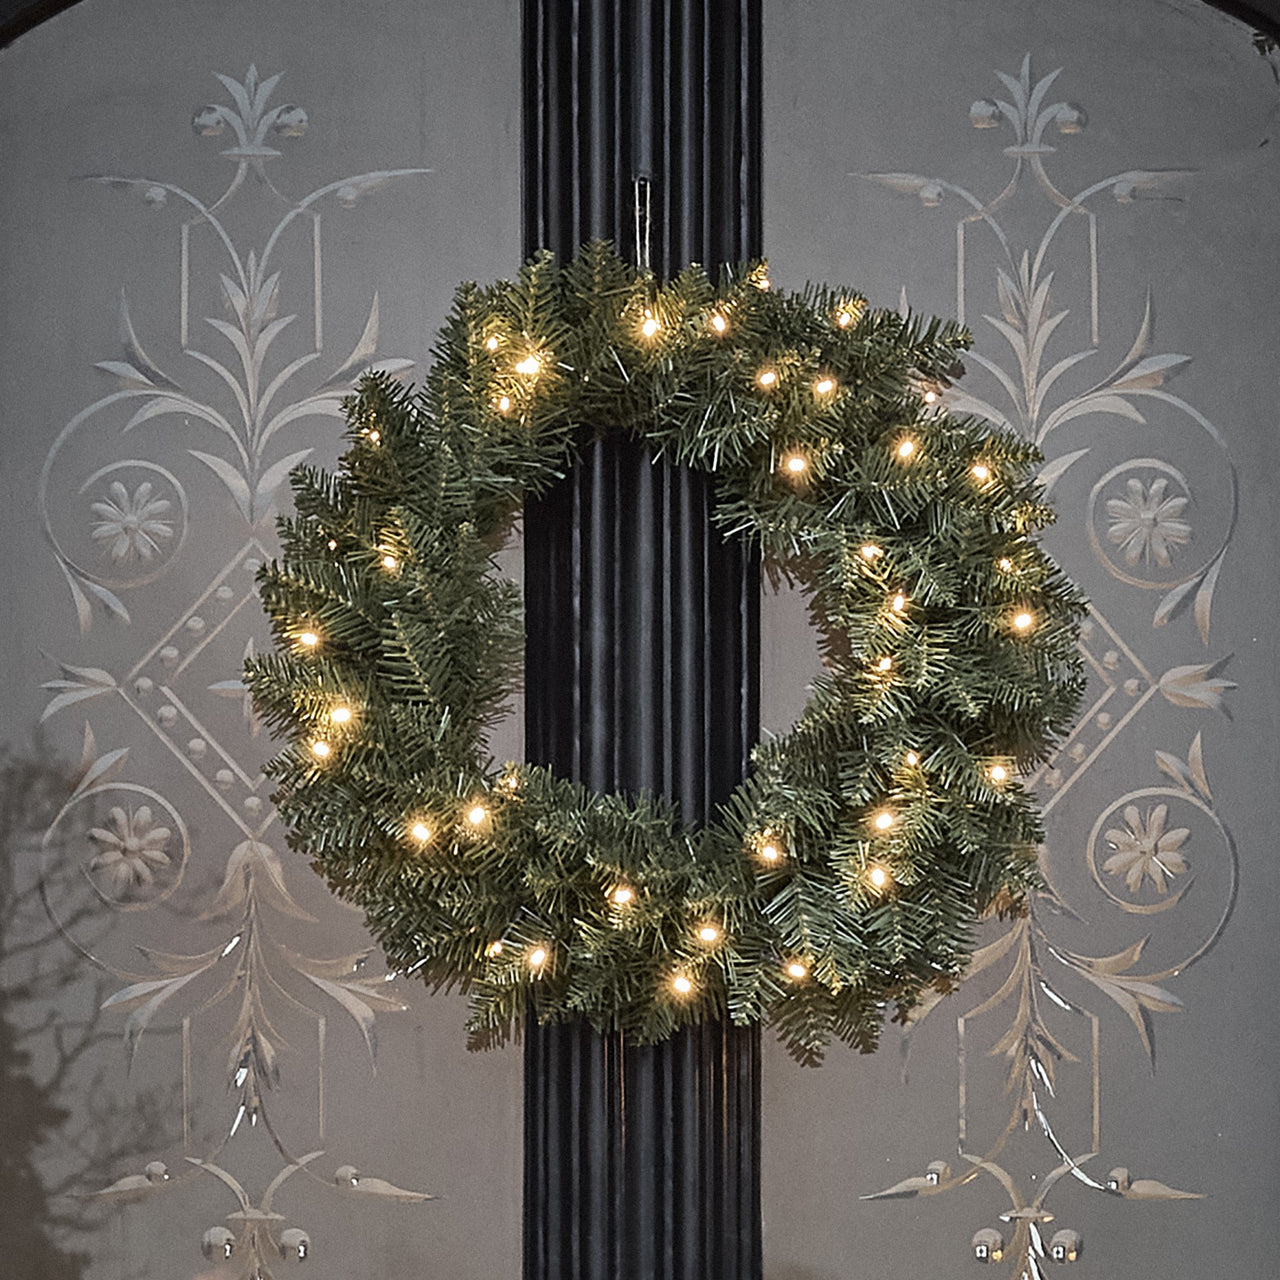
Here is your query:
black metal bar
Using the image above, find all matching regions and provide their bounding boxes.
[522,2,763,1277]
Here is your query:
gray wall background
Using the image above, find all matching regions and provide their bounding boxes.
[2,1,1277,1277]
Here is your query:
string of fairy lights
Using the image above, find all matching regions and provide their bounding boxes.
[248,244,1084,1057]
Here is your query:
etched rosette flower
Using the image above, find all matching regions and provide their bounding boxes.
[1103,803,1190,894]
[90,480,174,563]
[88,805,173,895]
[1105,476,1191,568]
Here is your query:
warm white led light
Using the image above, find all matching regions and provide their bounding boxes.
[897,438,916,460]
[785,454,808,475]
[867,865,890,889]
[671,974,694,996]
[710,313,728,334]
[697,924,721,944]
[310,740,331,759]
[515,355,540,376]
[329,706,352,725]
[485,335,500,352]
[814,377,836,395]
[873,810,895,831]
[466,804,488,826]
[757,369,778,389]
[786,961,808,980]
[298,631,319,648]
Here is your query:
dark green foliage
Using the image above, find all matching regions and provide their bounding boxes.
[246,244,1086,1062]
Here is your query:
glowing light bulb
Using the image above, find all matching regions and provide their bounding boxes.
[836,309,854,328]
[971,463,991,482]
[759,841,782,863]
[757,369,778,389]
[495,395,512,414]
[785,454,808,475]
[367,429,381,444]
[922,388,938,404]
[891,593,906,613]
[310,740,331,759]
[381,553,398,571]
[754,274,771,291]
[896,438,916,460]
[485,941,503,958]
[697,924,721,944]
[641,313,660,338]
[876,656,893,672]
[515,355,540,376]
[998,556,1014,572]
[671,974,694,996]
[485,335,500,352]
[329,706,352,725]
[867,865,890,889]
[860,544,882,561]
[1012,611,1034,631]
[905,751,919,767]
[528,946,548,969]
[410,822,431,843]
[611,885,634,906]
[873,810,895,831]
[327,539,338,551]
[989,764,1009,784]
[814,377,836,396]
[710,312,728,334]
[298,631,320,648]
[466,804,489,826]
[786,961,808,980]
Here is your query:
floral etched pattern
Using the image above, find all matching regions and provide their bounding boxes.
[36,64,434,1278]
[861,55,1239,1278]
[1106,476,1191,568]
[1103,803,1190,895]
[87,804,173,895]
[90,480,175,563]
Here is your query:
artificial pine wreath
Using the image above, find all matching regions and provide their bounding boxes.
[246,243,1085,1063]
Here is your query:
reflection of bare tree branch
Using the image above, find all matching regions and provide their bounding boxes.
[1,745,177,1271]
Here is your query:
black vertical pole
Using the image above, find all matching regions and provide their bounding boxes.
[521,3,763,1279]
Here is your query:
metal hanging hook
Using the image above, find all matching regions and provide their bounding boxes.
[633,175,652,273]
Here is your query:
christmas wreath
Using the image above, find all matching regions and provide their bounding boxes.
[247,243,1085,1062]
